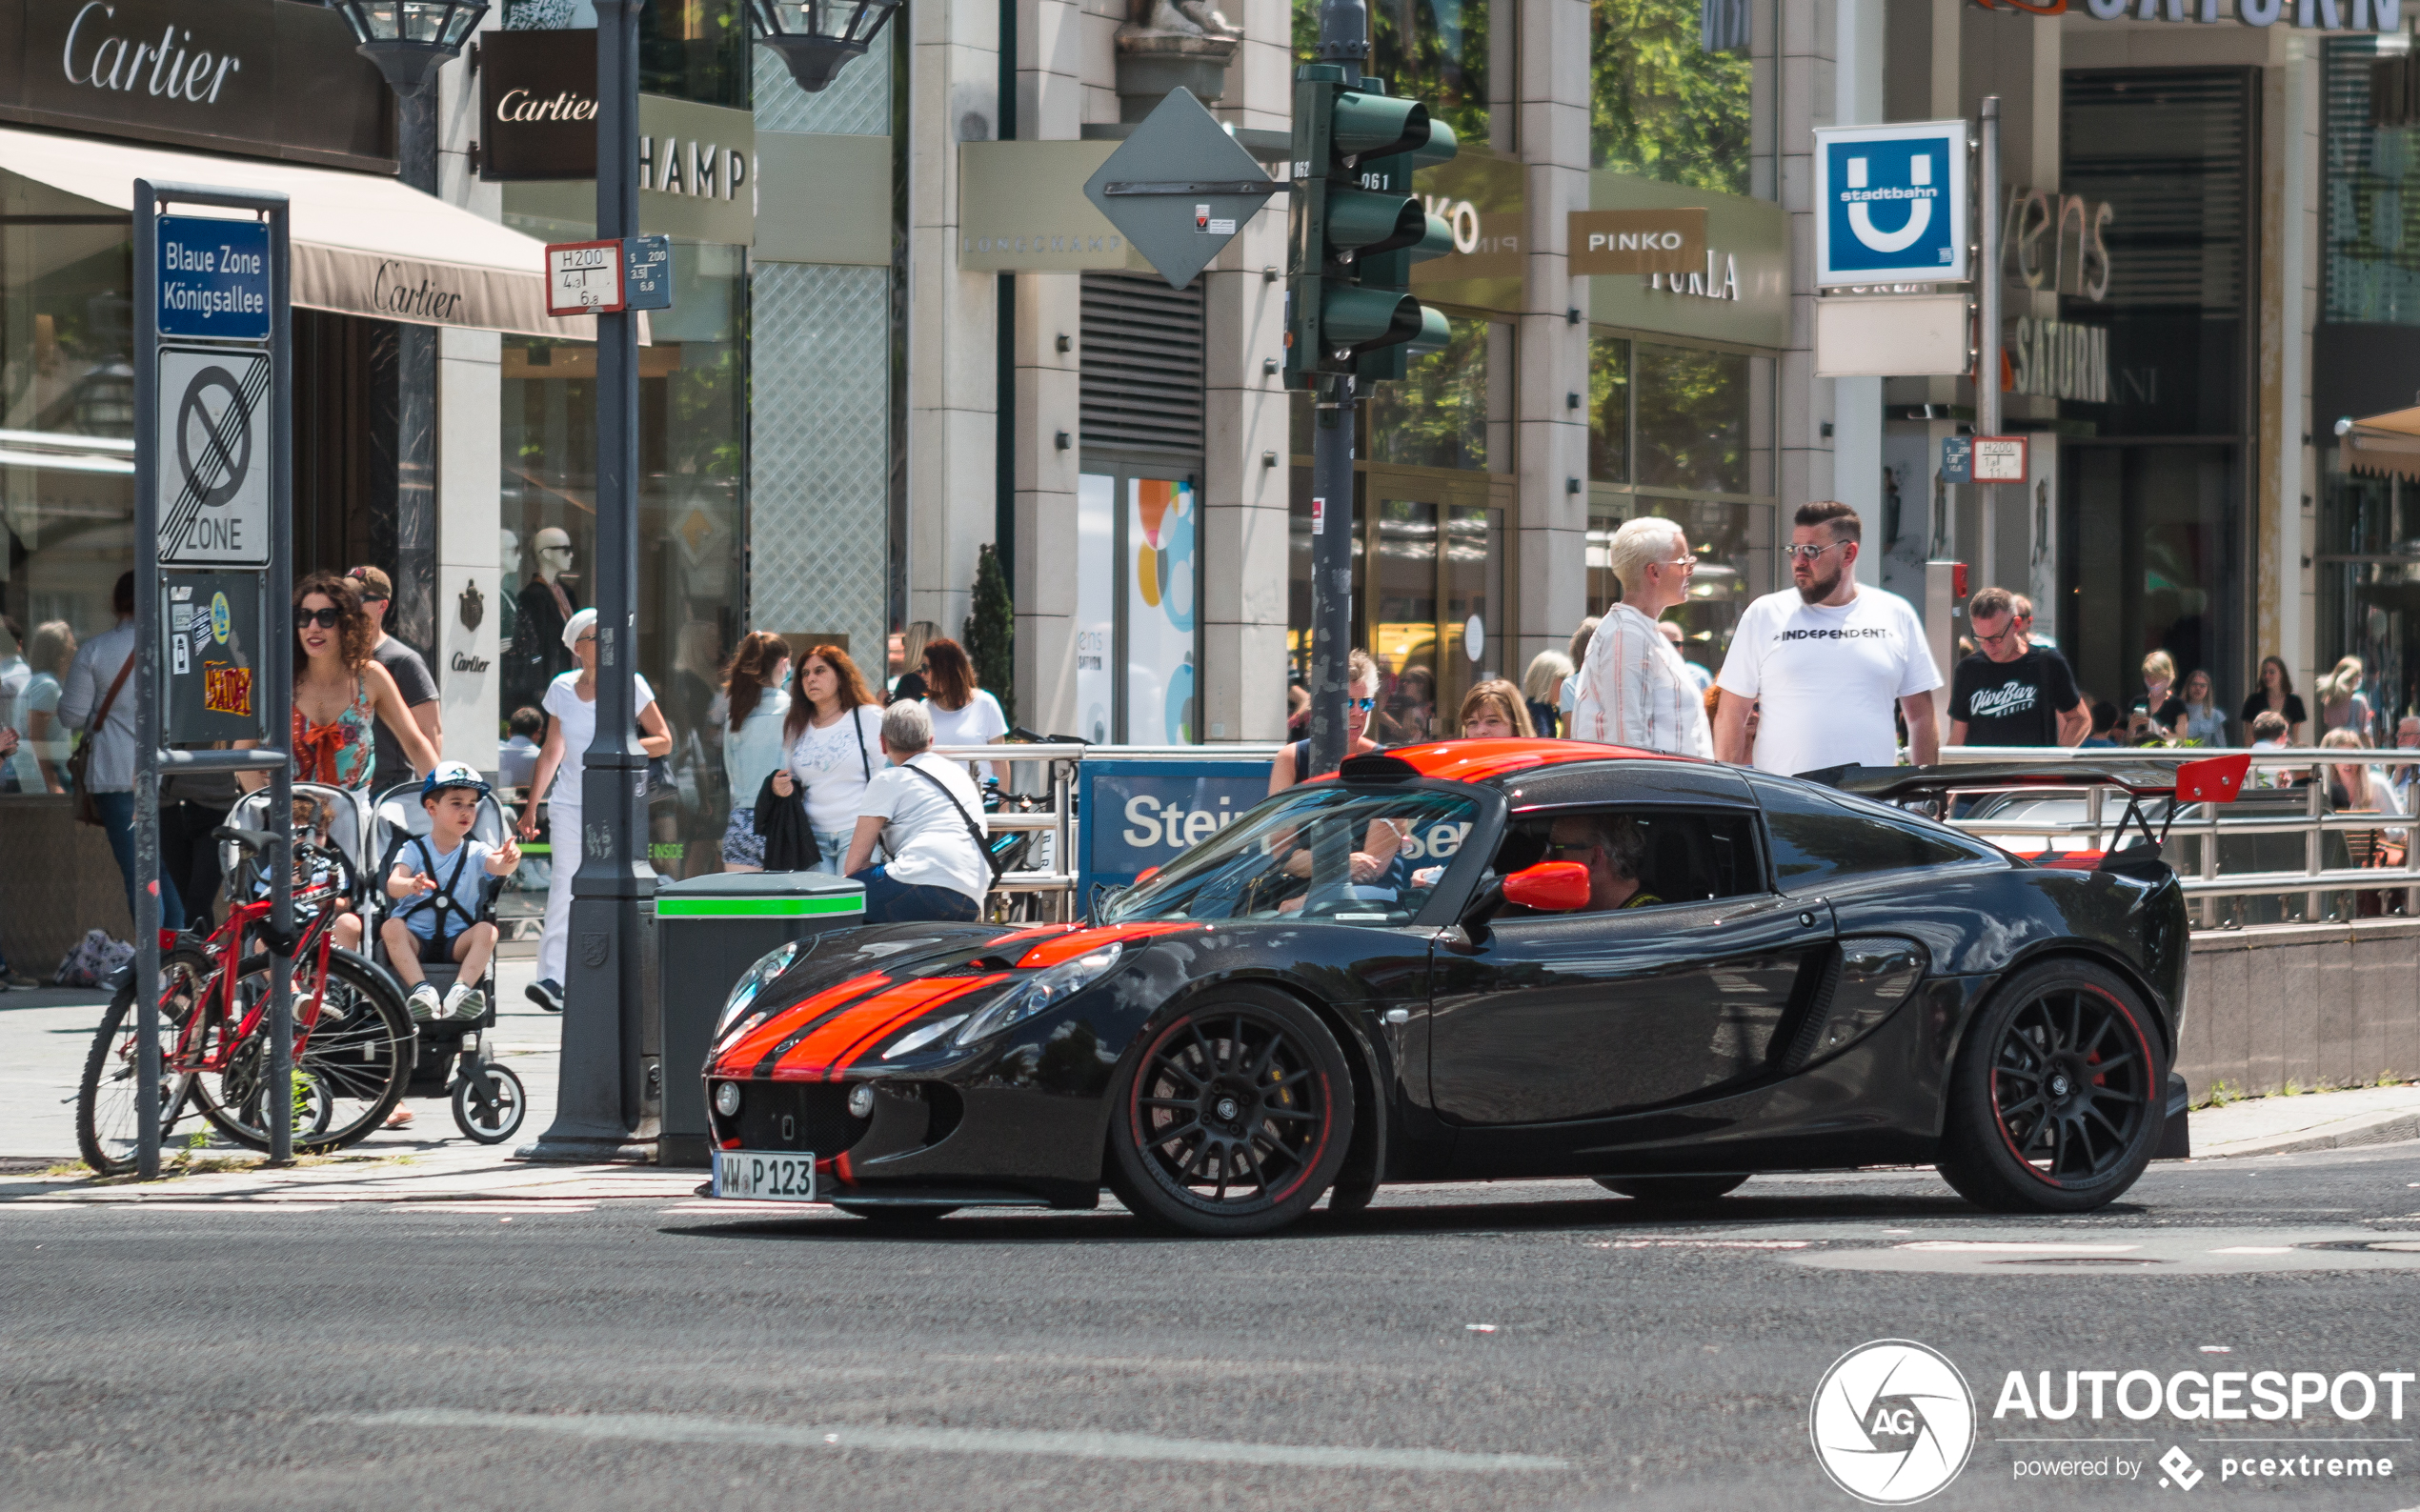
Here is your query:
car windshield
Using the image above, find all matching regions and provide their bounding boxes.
[1102,784,1481,926]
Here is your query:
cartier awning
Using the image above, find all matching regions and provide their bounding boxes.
[0,123,589,339]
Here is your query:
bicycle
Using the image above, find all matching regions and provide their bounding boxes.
[75,823,416,1176]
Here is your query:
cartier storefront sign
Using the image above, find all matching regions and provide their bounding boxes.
[0,0,394,170]
[477,28,596,181]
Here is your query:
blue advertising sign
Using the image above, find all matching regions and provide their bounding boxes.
[1940,434,1972,484]
[157,217,272,341]
[1078,757,1273,915]
[1812,120,1967,288]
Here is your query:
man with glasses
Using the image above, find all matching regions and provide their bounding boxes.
[1947,585,2087,749]
[1714,502,1940,774]
[1571,515,1712,756]
[1543,813,1658,912]
[346,566,443,792]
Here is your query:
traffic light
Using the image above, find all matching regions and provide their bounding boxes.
[1283,69,1460,388]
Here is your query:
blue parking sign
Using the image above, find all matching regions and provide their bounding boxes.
[1813,121,1967,287]
[157,217,272,341]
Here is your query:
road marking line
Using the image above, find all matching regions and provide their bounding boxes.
[346,1410,1570,1473]
[1899,1241,2141,1253]
[2211,1246,2293,1255]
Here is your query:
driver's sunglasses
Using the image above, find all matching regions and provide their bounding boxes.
[298,607,342,629]
[1544,839,1596,860]
[1781,540,1847,562]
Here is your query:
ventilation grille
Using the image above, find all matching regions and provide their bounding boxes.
[1079,272,1205,458]
[2062,71,2250,312]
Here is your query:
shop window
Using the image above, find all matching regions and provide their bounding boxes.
[1634,341,1749,494]
[1589,0,1753,196]
[2059,445,2237,730]
[2324,37,2420,326]
[0,169,133,796]
[1366,315,1513,473]
[499,240,748,879]
[1292,0,1514,151]
[2318,466,2420,738]
[1589,333,1630,484]
[503,0,751,109]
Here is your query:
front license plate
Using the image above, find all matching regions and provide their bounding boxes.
[714,1150,817,1201]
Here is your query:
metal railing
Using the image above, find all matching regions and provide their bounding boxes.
[1935,745,2419,925]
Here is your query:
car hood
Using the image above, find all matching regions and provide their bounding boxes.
[706,920,1205,1081]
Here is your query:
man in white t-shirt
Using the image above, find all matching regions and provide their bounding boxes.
[843,700,991,922]
[1713,501,1940,776]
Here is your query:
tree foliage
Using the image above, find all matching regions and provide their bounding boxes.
[1591,0,1752,196]
[964,542,1015,726]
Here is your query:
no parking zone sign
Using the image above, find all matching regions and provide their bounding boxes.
[1813,120,1967,288]
[156,348,271,566]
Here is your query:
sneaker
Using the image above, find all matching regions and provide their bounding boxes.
[526,978,564,1014]
[447,985,488,1023]
[406,982,443,1022]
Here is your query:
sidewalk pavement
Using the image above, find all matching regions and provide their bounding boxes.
[2188,1082,2420,1159]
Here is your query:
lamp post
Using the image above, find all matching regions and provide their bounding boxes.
[521,0,899,1162]
[331,0,489,660]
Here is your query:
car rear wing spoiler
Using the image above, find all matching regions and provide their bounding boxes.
[1805,753,2251,864]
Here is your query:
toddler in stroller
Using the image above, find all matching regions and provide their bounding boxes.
[379,761,521,1023]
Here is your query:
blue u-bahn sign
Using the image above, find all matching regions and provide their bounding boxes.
[1813,120,1967,288]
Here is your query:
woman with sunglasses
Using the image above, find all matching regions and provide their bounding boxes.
[1268,647,1382,795]
[239,572,435,796]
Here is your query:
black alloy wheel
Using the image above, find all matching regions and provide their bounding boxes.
[1938,958,2163,1213]
[1594,1175,1750,1204]
[1106,985,1354,1237]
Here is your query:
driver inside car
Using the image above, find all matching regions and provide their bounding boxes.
[1544,813,1661,912]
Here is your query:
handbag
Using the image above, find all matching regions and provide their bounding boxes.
[67,649,134,826]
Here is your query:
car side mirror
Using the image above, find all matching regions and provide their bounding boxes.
[1502,861,1590,913]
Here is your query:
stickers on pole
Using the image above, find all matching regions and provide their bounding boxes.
[161,574,264,741]
[546,238,624,314]
[156,348,271,567]
[1813,120,1967,287]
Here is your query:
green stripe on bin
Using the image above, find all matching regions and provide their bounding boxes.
[655,896,865,917]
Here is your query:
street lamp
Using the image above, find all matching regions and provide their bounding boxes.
[744,0,902,93]
[327,0,488,663]
[524,0,899,1163]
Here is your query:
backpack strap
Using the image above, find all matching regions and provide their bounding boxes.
[902,757,1006,883]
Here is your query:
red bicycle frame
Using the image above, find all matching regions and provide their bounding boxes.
[163,896,353,1075]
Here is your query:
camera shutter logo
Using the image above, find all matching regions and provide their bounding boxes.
[1809,1340,1975,1504]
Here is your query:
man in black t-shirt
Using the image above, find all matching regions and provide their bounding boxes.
[1948,587,2087,749]
[348,566,444,792]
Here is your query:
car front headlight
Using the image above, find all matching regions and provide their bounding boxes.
[950,944,1124,1050]
[715,939,802,1044]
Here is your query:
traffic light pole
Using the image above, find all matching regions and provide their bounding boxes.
[1304,0,1368,779]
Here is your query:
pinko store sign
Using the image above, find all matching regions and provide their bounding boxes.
[1973,0,2401,29]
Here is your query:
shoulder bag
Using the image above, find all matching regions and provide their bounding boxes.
[67,649,134,826]
[902,756,1008,884]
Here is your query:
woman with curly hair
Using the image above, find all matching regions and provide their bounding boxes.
[240,571,434,794]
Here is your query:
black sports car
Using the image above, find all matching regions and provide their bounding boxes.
[703,739,2233,1236]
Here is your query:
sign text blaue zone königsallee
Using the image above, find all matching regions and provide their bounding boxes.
[157,216,271,341]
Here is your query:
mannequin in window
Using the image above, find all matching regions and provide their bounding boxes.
[506,526,580,713]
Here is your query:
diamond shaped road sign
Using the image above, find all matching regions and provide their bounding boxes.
[1083,88,1280,291]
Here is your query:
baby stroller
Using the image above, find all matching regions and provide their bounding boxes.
[367,778,528,1143]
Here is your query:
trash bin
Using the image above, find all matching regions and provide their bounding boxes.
[653,871,866,1166]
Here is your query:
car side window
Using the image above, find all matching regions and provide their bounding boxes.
[1491,808,1765,915]
[1749,774,1998,895]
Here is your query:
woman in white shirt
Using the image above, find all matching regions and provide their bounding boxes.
[919,637,1009,782]
[715,631,793,872]
[514,607,673,1012]
[770,643,886,875]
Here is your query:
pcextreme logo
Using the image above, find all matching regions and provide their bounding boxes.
[1810,1340,1977,1504]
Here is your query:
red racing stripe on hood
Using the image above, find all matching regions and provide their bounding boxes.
[822,972,1010,1079]
[1017,921,1202,969]
[710,972,891,1076]
[772,976,1005,1080]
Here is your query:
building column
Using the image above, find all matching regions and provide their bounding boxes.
[908,0,1003,636]
[1197,0,1294,742]
[2268,36,2319,692]
[1513,0,1589,675]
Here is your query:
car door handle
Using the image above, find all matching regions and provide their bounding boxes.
[1383,1008,1410,1026]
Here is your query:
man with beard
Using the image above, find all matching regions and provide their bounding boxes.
[1947,585,2087,749]
[1713,502,1940,775]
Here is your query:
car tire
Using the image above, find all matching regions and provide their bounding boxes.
[1593,1174,1749,1203]
[1106,985,1356,1238]
[1936,958,2166,1214]
[834,1203,958,1226]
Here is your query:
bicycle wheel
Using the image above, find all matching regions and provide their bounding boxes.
[75,947,214,1176]
[192,949,414,1155]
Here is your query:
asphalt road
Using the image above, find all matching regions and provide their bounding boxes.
[9,1146,2420,1511]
